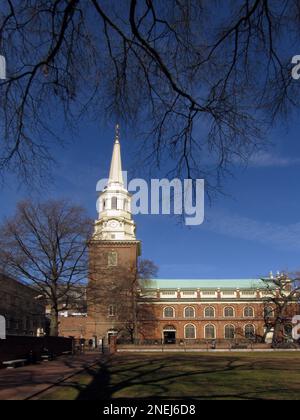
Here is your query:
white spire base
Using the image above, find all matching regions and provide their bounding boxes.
[93,126,137,241]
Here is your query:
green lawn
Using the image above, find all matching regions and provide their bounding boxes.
[39,352,300,400]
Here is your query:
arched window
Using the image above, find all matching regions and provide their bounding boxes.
[111,196,118,209]
[224,307,235,318]
[245,324,255,339]
[108,305,116,317]
[185,324,196,339]
[244,306,254,318]
[225,325,235,339]
[205,324,216,340]
[264,306,274,319]
[163,307,175,318]
[204,307,215,318]
[184,307,195,318]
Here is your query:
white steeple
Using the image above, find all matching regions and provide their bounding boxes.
[93,125,136,241]
[108,124,124,187]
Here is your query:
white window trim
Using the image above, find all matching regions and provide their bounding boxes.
[184,306,196,318]
[224,324,236,339]
[163,306,175,318]
[244,324,256,337]
[224,306,235,318]
[243,306,255,318]
[204,323,216,340]
[204,306,216,318]
[184,323,197,339]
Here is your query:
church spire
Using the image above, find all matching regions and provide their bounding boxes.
[94,124,136,241]
[108,124,124,187]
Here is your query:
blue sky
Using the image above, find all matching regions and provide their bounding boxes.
[1,115,300,279]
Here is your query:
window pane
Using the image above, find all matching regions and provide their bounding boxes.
[184,307,195,318]
[264,307,273,319]
[205,307,215,318]
[164,307,174,318]
[244,307,254,317]
[205,324,215,339]
[245,324,255,339]
[185,324,196,339]
[225,325,235,339]
[224,307,234,317]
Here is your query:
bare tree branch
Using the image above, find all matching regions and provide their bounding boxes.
[0,1,299,190]
[0,199,92,336]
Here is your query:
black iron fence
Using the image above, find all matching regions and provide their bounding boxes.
[117,338,257,347]
[116,337,300,349]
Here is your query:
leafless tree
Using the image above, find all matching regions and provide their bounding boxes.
[0,200,92,336]
[0,1,300,190]
[137,258,158,282]
[88,257,158,343]
[133,258,158,341]
[261,273,300,347]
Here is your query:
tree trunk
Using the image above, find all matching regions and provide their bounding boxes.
[272,317,282,347]
[50,308,59,337]
[132,290,138,344]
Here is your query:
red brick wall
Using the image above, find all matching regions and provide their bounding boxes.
[86,240,140,339]
[59,316,88,338]
[137,302,286,341]
[59,300,298,342]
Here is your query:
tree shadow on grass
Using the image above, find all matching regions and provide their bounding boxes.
[34,353,299,400]
[75,355,258,400]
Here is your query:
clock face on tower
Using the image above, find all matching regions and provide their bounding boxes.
[108,220,119,229]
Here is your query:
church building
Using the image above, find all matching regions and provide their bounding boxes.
[59,128,297,346]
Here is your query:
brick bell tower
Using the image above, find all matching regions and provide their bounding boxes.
[87,125,141,343]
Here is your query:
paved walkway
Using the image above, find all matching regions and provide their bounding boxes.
[0,353,102,400]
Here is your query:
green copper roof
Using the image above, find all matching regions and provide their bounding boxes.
[140,278,265,290]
